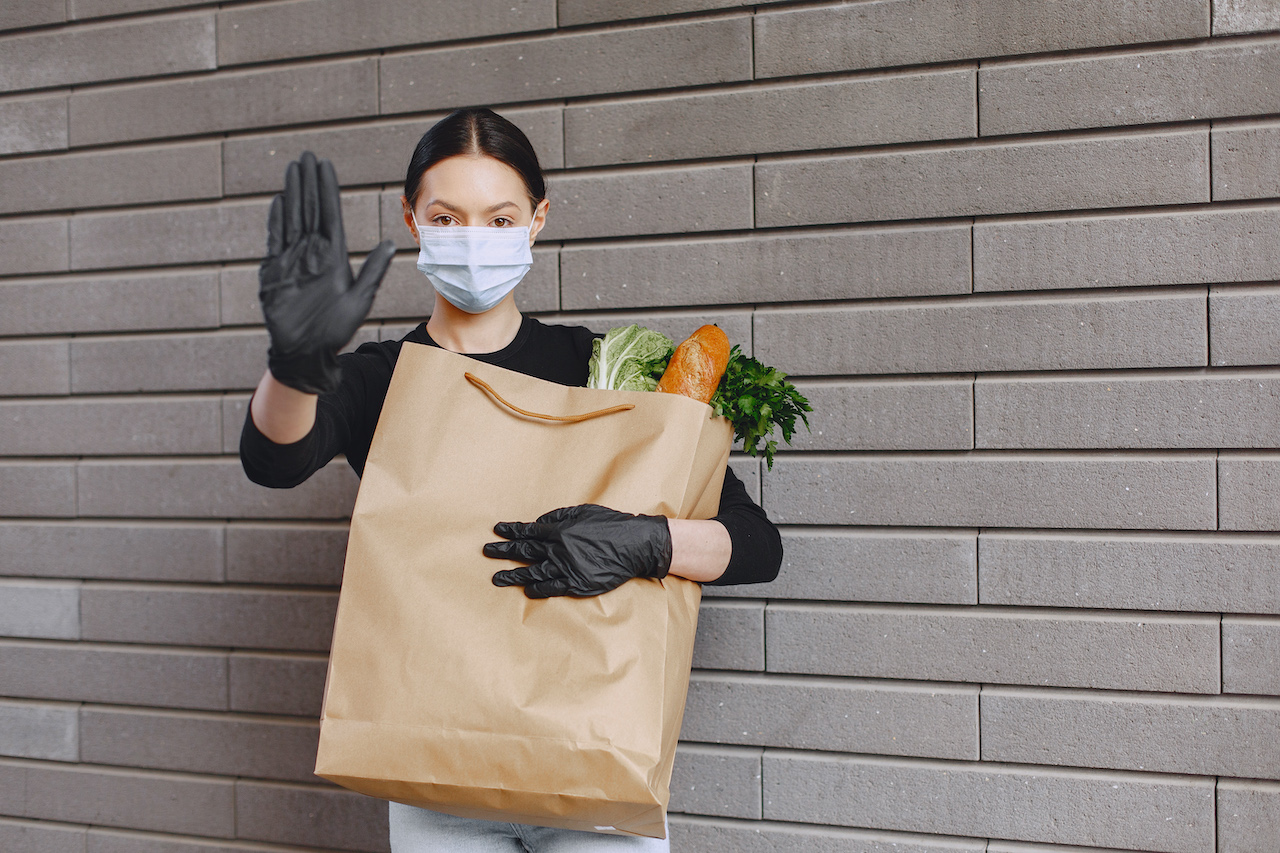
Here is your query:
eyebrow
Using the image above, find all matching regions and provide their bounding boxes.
[425,199,521,214]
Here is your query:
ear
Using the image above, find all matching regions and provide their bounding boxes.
[528,198,550,246]
[400,196,420,247]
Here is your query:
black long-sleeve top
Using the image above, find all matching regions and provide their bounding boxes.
[240,316,782,585]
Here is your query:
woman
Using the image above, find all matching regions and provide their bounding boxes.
[241,108,782,852]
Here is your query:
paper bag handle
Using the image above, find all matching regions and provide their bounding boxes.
[464,372,635,423]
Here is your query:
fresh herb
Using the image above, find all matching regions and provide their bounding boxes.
[711,346,811,469]
[587,325,675,392]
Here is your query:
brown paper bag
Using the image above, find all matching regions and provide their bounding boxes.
[314,341,733,839]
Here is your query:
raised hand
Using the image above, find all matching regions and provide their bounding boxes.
[259,151,396,395]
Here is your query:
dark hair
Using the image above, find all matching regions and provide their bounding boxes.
[403,108,545,211]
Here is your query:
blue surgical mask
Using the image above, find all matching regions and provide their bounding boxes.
[411,213,534,314]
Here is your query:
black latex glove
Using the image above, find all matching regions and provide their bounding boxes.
[485,504,673,599]
[258,151,396,395]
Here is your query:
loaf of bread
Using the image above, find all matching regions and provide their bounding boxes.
[656,325,731,404]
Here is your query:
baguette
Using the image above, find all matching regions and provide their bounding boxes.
[657,325,731,404]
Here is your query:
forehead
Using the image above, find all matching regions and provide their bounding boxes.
[417,154,528,203]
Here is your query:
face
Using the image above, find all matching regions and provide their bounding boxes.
[401,154,549,247]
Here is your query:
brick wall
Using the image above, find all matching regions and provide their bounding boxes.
[2,1,1279,850]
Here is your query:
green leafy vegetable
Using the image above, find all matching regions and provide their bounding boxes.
[587,325,674,392]
[711,346,811,469]
[588,325,812,469]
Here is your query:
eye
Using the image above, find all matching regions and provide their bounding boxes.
[492,217,514,227]
[430,214,456,226]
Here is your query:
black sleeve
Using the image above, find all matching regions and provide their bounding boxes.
[706,465,782,586]
[238,347,388,488]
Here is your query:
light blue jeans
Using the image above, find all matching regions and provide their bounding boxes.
[388,801,670,852]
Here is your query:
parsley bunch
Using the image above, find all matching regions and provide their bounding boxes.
[710,346,812,469]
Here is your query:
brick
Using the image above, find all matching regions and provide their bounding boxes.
[218,0,553,66]
[1213,122,1280,201]
[1211,285,1280,367]
[763,752,1214,851]
[561,225,971,309]
[980,532,1280,613]
[0,397,222,456]
[70,192,380,270]
[986,845,1140,853]
[0,817,84,853]
[977,373,1280,449]
[380,17,751,114]
[1219,779,1280,852]
[1220,453,1280,529]
[13,761,235,837]
[224,107,564,197]
[0,271,220,336]
[549,310,753,357]
[70,58,377,147]
[0,700,78,761]
[755,291,1207,375]
[975,207,1280,293]
[0,93,67,155]
[69,0,212,19]
[0,580,79,640]
[0,464,76,519]
[221,395,249,454]
[684,673,978,760]
[0,141,221,215]
[218,265,264,327]
[1224,617,1280,695]
[540,163,752,241]
[0,522,223,582]
[727,455,760,504]
[791,379,972,452]
[981,40,1280,136]
[767,605,1220,693]
[669,744,761,820]
[225,523,348,586]
[560,0,792,26]
[707,530,977,604]
[755,130,1208,228]
[229,652,328,717]
[81,584,337,652]
[0,216,68,275]
[765,454,1216,530]
[85,829,296,853]
[1216,0,1280,34]
[0,1,64,30]
[71,326,375,395]
[80,707,319,783]
[71,329,267,394]
[234,780,389,852]
[692,600,763,671]
[669,818,986,853]
[76,459,359,520]
[0,12,214,93]
[983,688,1280,777]
[565,69,974,168]
[756,0,1207,79]
[0,339,69,396]
[0,640,227,710]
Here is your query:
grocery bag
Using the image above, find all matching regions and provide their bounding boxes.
[314,341,734,839]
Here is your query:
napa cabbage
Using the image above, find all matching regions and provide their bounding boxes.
[587,325,674,392]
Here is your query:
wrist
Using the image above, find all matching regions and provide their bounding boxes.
[267,346,341,395]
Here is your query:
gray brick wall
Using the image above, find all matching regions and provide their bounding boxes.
[1,2,1277,851]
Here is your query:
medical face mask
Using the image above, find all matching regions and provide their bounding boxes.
[411,213,534,314]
